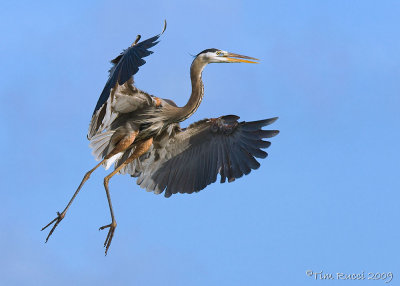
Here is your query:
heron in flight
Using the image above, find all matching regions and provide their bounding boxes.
[42,21,279,255]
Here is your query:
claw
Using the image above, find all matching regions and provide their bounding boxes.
[41,211,65,242]
[99,221,117,255]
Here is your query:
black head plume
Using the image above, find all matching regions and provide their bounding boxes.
[196,48,219,57]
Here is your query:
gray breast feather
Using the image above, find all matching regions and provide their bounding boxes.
[111,91,152,113]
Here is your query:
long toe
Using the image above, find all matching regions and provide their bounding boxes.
[42,211,65,242]
[99,221,117,255]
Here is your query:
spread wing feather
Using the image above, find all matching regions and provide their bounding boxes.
[134,115,279,197]
[88,22,167,139]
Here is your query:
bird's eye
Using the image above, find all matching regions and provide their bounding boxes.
[216,51,222,56]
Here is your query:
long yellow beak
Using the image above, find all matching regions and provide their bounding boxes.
[225,52,260,64]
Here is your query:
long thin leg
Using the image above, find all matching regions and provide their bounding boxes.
[42,130,138,242]
[99,137,153,255]
[41,160,103,241]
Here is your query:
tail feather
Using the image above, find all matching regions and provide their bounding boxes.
[89,131,115,161]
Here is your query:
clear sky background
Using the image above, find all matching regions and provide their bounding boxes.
[1,0,399,285]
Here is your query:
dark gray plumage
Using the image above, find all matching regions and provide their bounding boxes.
[128,116,279,197]
[93,22,167,115]
[42,21,279,255]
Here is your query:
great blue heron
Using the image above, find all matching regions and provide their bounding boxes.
[42,21,279,255]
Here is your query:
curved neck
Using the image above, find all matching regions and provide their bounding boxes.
[174,58,207,122]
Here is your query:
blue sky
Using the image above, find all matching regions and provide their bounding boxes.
[1,0,399,285]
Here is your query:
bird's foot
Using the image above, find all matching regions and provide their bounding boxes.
[41,211,66,242]
[99,220,117,255]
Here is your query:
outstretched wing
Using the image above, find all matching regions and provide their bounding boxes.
[135,115,279,197]
[88,21,167,139]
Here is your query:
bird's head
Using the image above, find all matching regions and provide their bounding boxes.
[195,48,259,64]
